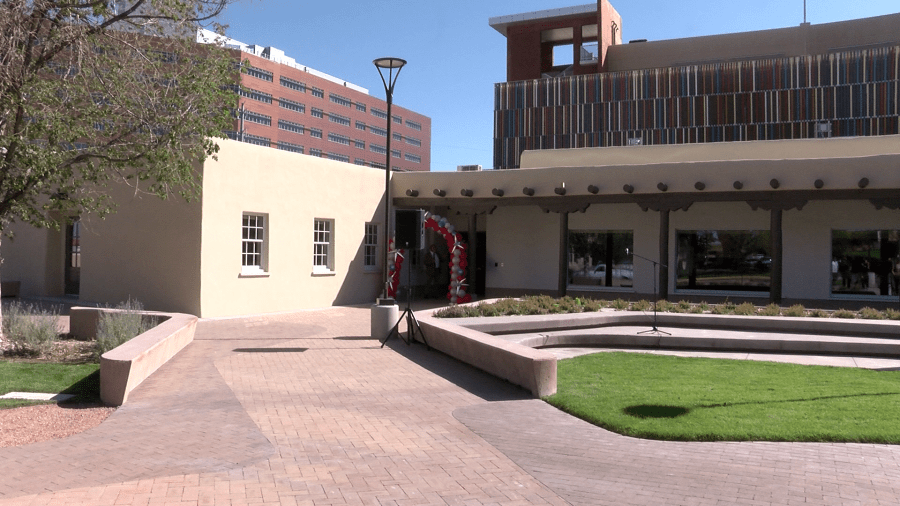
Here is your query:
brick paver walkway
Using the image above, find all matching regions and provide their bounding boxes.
[1,306,900,505]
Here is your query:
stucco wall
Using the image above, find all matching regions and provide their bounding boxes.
[782,200,900,301]
[79,184,202,314]
[198,139,386,317]
[1,225,57,297]
[485,206,559,292]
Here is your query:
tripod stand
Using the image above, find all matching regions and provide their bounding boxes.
[627,248,671,336]
[381,241,429,349]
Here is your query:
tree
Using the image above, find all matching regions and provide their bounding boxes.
[0,0,238,333]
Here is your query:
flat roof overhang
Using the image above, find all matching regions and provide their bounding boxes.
[393,136,900,214]
[489,3,597,37]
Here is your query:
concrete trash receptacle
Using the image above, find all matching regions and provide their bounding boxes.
[371,298,400,341]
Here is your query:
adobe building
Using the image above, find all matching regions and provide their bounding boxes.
[391,2,900,308]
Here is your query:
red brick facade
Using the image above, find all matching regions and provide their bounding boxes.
[230,51,431,172]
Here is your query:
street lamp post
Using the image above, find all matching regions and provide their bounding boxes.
[373,57,406,300]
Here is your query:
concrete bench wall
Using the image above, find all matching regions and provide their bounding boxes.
[69,307,197,406]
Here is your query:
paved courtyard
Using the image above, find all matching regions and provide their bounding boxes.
[1,306,900,505]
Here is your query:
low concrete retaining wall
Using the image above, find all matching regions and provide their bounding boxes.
[416,313,557,398]
[69,307,197,406]
[417,307,900,399]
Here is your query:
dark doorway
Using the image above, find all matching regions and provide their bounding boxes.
[64,217,81,296]
[459,231,487,297]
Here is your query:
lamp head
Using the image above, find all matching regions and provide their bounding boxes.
[373,57,407,69]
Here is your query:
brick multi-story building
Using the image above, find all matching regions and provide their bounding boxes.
[198,30,431,172]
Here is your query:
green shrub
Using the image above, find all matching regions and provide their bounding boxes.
[675,300,692,313]
[759,304,781,316]
[631,300,652,311]
[1,301,60,356]
[693,302,710,313]
[711,304,734,315]
[654,300,674,312]
[885,308,900,320]
[859,307,886,320]
[809,308,830,318]
[582,298,605,312]
[610,298,629,310]
[733,302,757,316]
[783,304,807,317]
[832,309,857,319]
[94,300,157,359]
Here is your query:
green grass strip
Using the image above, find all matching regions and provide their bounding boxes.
[0,362,101,408]
[545,352,900,443]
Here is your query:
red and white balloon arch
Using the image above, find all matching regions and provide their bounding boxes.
[387,212,472,304]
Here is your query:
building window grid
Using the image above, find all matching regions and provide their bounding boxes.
[355,102,367,112]
[243,134,271,147]
[311,108,324,118]
[309,147,322,157]
[243,110,272,126]
[393,133,402,141]
[371,108,387,119]
[278,97,305,113]
[354,139,365,149]
[392,115,402,124]
[370,144,386,155]
[238,87,273,104]
[243,66,273,82]
[355,121,367,131]
[329,93,353,107]
[242,214,266,272]
[313,219,333,271]
[370,126,387,137]
[405,120,422,131]
[328,113,351,126]
[404,136,422,147]
[354,158,367,166]
[391,149,401,159]
[404,153,421,163]
[276,141,304,153]
[327,152,350,163]
[364,223,378,268]
[278,119,305,134]
[280,76,306,92]
[309,128,322,139]
[311,87,324,98]
[327,132,350,145]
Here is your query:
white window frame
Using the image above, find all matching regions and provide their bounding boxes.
[241,213,268,275]
[313,218,335,274]
[364,223,378,271]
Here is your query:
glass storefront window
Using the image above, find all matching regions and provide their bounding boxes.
[832,230,900,296]
[568,231,633,288]
[676,230,771,291]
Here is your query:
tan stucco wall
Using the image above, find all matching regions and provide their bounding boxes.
[782,200,900,301]
[198,139,386,317]
[485,206,560,292]
[607,13,900,71]
[1,181,202,313]
[77,182,203,314]
[1,225,57,297]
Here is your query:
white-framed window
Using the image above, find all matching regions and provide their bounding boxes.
[242,213,268,274]
[313,219,335,273]
[364,223,378,270]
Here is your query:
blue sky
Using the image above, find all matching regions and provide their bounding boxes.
[219,0,899,171]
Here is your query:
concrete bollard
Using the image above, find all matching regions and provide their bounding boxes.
[371,298,400,342]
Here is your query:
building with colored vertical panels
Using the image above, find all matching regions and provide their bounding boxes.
[490,3,899,169]
[198,30,431,172]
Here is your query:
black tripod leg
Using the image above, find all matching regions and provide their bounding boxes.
[381,309,407,348]
[406,308,429,350]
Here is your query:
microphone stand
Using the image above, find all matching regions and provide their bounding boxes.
[627,248,671,336]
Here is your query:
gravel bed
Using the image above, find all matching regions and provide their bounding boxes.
[0,403,115,447]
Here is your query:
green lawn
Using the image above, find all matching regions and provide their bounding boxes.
[545,352,900,443]
[0,362,101,409]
